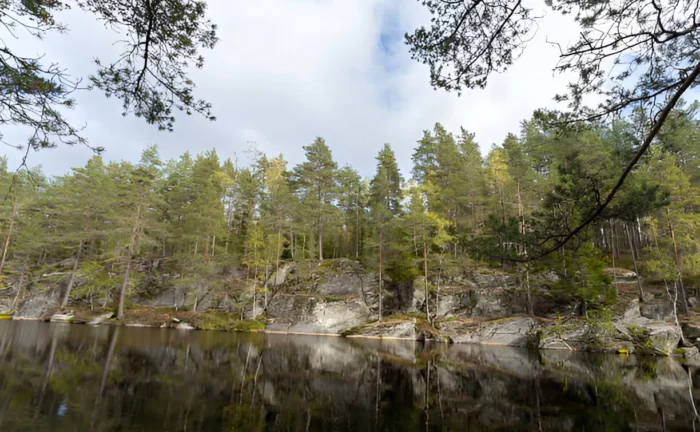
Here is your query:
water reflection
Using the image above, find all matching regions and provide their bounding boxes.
[0,321,698,431]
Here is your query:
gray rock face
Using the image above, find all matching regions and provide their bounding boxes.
[640,299,676,321]
[268,263,295,287]
[442,318,537,347]
[683,322,700,340]
[16,290,59,319]
[604,267,638,281]
[349,321,417,340]
[266,295,371,334]
[473,271,518,289]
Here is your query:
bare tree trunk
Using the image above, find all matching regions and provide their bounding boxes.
[517,180,524,249]
[318,195,324,261]
[0,202,18,274]
[524,264,532,316]
[625,224,644,302]
[264,262,269,309]
[667,209,690,316]
[355,199,360,259]
[609,219,617,297]
[61,239,84,309]
[423,240,429,321]
[117,203,141,320]
[10,257,27,311]
[650,223,683,342]
[117,257,132,320]
[378,228,383,322]
[290,227,295,261]
[88,236,96,262]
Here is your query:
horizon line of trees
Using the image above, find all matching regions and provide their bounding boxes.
[0,101,698,321]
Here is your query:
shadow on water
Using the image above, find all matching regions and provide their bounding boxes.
[0,320,698,431]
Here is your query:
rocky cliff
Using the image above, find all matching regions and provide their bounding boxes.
[1,258,695,357]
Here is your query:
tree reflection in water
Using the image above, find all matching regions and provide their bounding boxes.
[0,321,698,431]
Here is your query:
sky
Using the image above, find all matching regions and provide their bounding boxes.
[3,0,585,179]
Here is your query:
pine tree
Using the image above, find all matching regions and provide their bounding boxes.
[292,137,338,261]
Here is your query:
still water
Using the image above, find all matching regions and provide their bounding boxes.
[0,321,698,431]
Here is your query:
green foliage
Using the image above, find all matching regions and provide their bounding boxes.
[1,0,217,150]
[385,255,420,282]
[551,242,615,309]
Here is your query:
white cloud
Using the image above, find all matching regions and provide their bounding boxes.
[3,0,583,179]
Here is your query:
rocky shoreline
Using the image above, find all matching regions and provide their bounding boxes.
[3,259,699,360]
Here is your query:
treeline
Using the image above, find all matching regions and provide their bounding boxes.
[1,102,699,320]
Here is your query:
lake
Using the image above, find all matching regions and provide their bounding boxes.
[0,321,697,431]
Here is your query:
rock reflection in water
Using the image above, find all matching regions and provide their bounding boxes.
[0,321,698,431]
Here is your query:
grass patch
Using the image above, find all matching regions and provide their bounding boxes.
[195,312,264,332]
[340,322,370,336]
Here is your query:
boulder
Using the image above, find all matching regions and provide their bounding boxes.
[49,313,74,323]
[682,322,700,340]
[88,312,114,325]
[538,325,591,351]
[640,300,676,321]
[176,322,195,330]
[347,320,417,340]
[16,290,59,319]
[619,317,682,354]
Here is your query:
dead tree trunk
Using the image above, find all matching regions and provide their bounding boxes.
[61,239,84,309]
[667,209,690,316]
[0,201,18,274]
[625,224,644,302]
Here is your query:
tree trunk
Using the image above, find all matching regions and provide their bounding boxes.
[88,236,96,262]
[275,228,281,287]
[10,257,27,311]
[318,195,324,261]
[61,239,84,309]
[252,265,258,318]
[117,257,132,320]
[355,198,360,259]
[667,209,690,316]
[378,228,383,322]
[517,180,524,240]
[0,201,18,274]
[117,203,141,320]
[524,264,532,316]
[423,240,429,321]
[625,224,644,302]
[609,219,617,297]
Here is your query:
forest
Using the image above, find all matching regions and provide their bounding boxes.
[0,100,697,323]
